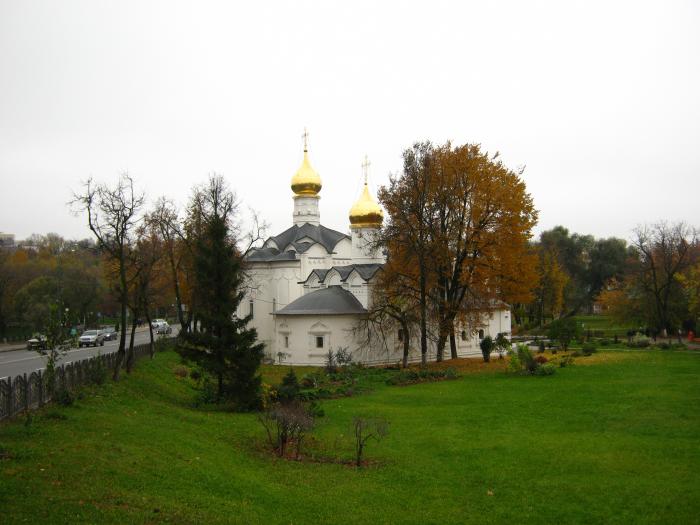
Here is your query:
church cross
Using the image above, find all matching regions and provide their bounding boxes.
[361,155,371,185]
[302,127,309,152]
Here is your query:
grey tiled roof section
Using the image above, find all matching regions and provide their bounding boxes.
[266,223,349,254]
[246,247,298,262]
[300,263,383,284]
[275,286,367,316]
[349,263,383,281]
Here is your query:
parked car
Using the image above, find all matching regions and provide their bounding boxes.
[151,318,167,330]
[155,322,172,335]
[101,326,118,341]
[78,329,105,347]
[27,334,48,351]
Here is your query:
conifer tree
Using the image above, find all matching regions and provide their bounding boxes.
[177,177,263,409]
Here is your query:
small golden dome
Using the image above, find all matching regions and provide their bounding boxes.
[349,183,383,228]
[291,150,322,196]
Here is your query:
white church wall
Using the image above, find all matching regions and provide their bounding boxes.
[242,262,304,356]
[332,237,352,263]
[270,306,510,367]
[273,314,360,366]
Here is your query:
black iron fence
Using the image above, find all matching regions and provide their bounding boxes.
[0,341,160,421]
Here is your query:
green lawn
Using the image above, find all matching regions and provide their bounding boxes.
[572,314,636,337]
[1,350,699,524]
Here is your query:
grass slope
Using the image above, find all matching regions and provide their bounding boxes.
[1,350,699,524]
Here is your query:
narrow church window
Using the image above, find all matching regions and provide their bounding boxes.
[284,335,289,348]
[316,336,324,348]
[272,298,276,312]
[478,329,484,339]
[461,330,467,341]
[249,299,254,319]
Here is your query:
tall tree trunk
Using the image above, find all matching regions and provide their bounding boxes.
[401,319,409,369]
[167,250,187,332]
[449,327,458,359]
[419,266,427,365]
[114,256,128,381]
[126,312,138,373]
[436,333,447,362]
[144,306,155,358]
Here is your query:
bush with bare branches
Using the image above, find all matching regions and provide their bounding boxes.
[258,401,315,459]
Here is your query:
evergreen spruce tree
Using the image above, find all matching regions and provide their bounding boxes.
[177,177,264,409]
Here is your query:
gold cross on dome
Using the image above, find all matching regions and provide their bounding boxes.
[361,155,371,184]
[302,127,309,152]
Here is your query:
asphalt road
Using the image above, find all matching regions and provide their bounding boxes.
[0,326,180,379]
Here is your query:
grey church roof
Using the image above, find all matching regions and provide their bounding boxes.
[247,223,350,263]
[301,263,383,284]
[246,248,298,262]
[275,286,367,316]
[267,224,349,253]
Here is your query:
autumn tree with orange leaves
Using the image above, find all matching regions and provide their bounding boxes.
[378,142,538,362]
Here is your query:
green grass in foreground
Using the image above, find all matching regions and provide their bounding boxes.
[1,350,699,524]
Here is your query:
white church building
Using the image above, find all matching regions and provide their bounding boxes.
[239,136,511,365]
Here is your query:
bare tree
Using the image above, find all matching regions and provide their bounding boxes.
[126,223,163,366]
[72,174,144,380]
[631,222,698,336]
[353,417,389,467]
[149,198,188,331]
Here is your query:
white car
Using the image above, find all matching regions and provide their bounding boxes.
[151,318,167,329]
[155,321,172,335]
[79,330,105,347]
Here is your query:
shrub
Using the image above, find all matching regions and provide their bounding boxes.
[582,342,598,356]
[277,368,300,402]
[535,355,548,364]
[300,371,325,389]
[516,344,538,374]
[495,333,510,359]
[600,338,611,347]
[173,365,189,378]
[538,340,546,353]
[535,363,556,376]
[506,353,521,374]
[260,382,276,410]
[547,318,581,351]
[629,333,651,348]
[195,376,218,406]
[480,336,494,363]
[559,355,575,367]
[258,401,315,458]
[308,400,325,418]
[335,347,353,367]
[324,349,337,374]
[385,367,458,386]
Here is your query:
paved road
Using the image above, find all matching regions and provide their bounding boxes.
[0,326,180,379]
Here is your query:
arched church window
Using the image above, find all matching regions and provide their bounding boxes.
[461,330,467,341]
[284,335,289,348]
[478,329,484,339]
[316,336,324,348]
[249,299,254,319]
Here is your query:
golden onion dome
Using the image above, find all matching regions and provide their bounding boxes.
[349,182,383,228]
[291,149,322,196]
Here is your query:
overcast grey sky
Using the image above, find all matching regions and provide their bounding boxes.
[1,0,698,242]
